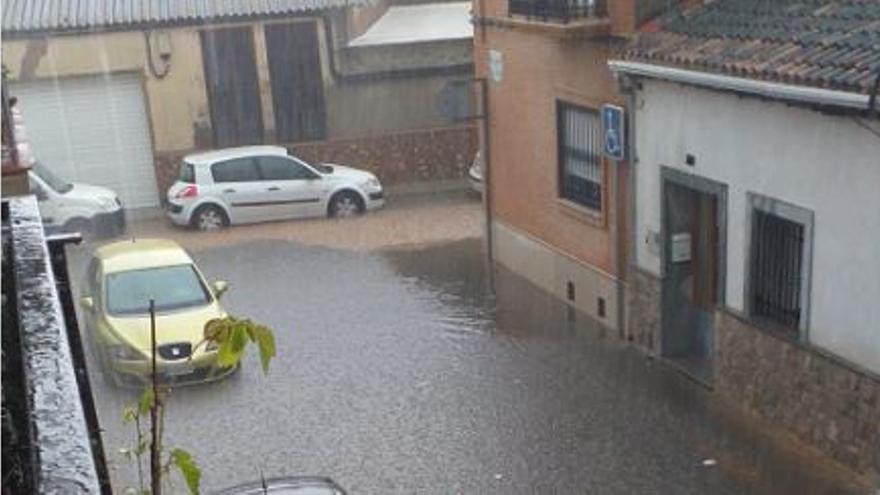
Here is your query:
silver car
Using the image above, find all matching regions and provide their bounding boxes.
[166,146,385,230]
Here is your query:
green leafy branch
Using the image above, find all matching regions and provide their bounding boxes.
[121,315,276,495]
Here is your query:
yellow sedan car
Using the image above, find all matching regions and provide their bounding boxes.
[79,238,236,387]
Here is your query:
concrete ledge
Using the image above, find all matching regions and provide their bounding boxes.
[7,196,101,494]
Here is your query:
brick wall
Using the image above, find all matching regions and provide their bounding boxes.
[476,23,628,276]
[152,125,477,203]
[716,310,880,477]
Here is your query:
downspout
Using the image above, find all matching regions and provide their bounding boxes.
[322,11,344,81]
[478,77,495,294]
[625,76,639,347]
[612,75,638,343]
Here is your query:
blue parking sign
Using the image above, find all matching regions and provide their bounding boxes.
[602,104,625,161]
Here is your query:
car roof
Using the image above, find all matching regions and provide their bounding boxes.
[93,238,195,274]
[184,146,288,166]
[211,476,345,495]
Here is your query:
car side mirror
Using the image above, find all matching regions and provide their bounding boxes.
[80,296,94,311]
[212,280,229,298]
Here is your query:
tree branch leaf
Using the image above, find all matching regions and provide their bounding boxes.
[169,448,200,495]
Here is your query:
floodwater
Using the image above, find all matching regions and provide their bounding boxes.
[73,236,864,494]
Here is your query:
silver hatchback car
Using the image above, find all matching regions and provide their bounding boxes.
[166,146,384,230]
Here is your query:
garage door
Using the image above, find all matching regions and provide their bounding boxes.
[11,73,159,209]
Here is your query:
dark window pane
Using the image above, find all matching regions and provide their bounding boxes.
[179,162,195,183]
[257,156,316,180]
[750,209,804,336]
[212,158,260,183]
[557,102,602,211]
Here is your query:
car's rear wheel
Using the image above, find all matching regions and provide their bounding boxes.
[328,191,364,218]
[192,204,228,231]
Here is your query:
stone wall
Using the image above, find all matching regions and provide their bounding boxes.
[152,125,477,204]
[627,268,660,352]
[715,310,880,478]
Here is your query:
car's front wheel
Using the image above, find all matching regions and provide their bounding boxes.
[328,191,365,218]
[191,204,228,231]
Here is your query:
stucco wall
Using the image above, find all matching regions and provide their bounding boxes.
[2,29,210,153]
[326,74,468,138]
[633,79,880,373]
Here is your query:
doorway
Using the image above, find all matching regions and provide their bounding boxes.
[201,27,264,147]
[660,168,726,384]
[265,22,327,143]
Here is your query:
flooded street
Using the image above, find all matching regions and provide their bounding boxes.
[65,197,857,494]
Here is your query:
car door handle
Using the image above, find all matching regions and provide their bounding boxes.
[223,188,236,194]
[267,186,280,191]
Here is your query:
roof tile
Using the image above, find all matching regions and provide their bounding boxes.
[625,0,880,95]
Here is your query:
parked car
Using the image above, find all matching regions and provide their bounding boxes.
[79,238,235,387]
[28,161,125,238]
[166,146,385,231]
[468,151,482,194]
[213,476,346,495]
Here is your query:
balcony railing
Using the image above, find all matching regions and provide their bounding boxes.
[509,0,607,23]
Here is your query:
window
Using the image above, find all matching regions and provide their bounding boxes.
[557,102,603,211]
[178,161,195,183]
[747,195,813,340]
[31,161,73,193]
[211,158,260,183]
[257,156,317,180]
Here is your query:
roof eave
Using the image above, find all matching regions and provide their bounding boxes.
[608,60,871,111]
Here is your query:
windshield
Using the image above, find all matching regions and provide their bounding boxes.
[105,264,211,315]
[32,161,73,193]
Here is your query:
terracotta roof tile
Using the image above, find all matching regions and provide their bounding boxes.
[624,0,880,95]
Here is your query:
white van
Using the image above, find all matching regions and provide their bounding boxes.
[28,161,125,238]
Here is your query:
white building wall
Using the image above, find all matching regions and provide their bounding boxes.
[634,79,880,373]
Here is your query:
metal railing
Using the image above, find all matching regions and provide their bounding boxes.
[508,0,607,23]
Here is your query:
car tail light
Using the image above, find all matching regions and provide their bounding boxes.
[175,185,198,199]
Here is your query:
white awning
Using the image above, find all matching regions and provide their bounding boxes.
[349,2,473,47]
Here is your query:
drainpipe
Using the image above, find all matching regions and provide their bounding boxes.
[625,76,639,345]
[611,72,639,345]
[476,77,495,294]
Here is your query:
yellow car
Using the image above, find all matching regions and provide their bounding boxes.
[79,238,235,387]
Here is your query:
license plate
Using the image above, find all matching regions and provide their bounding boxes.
[164,363,194,377]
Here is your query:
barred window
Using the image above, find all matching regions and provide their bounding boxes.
[748,195,813,340]
[557,102,603,211]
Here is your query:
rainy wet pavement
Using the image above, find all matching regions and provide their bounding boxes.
[65,196,864,494]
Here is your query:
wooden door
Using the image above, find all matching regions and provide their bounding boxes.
[265,22,327,143]
[201,27,264,147]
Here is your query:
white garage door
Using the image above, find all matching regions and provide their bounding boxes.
[11,73,159,209]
